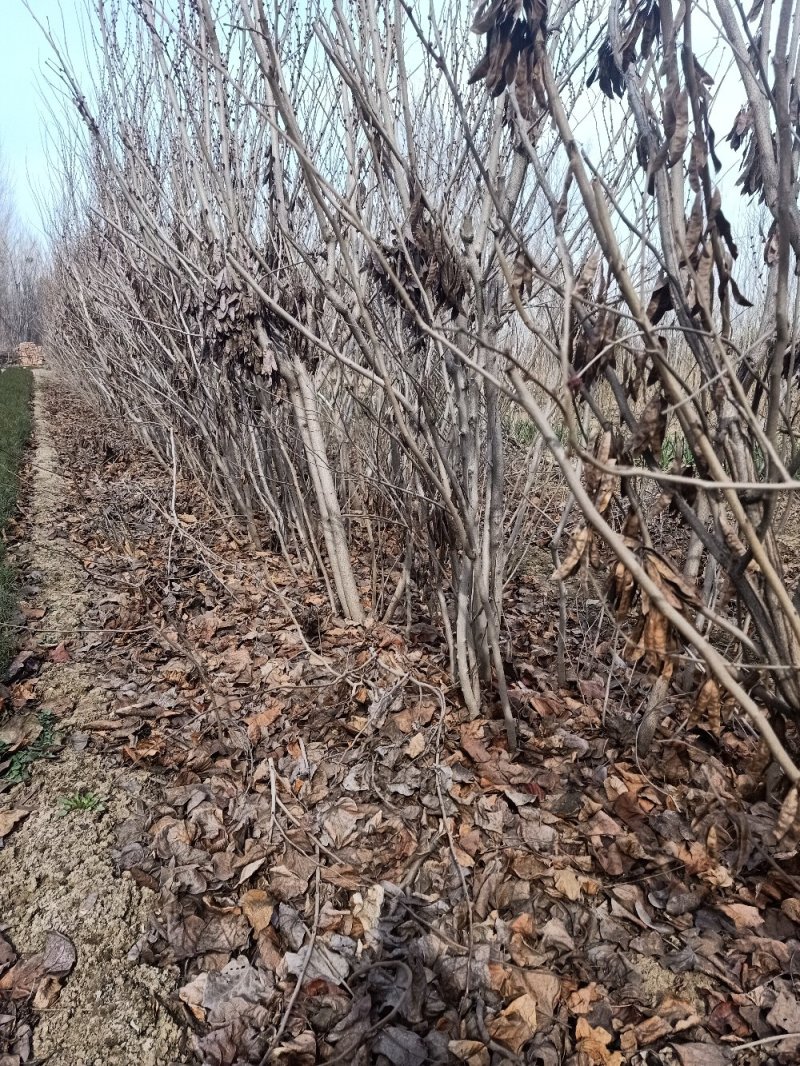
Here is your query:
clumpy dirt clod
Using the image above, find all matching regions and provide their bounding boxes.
[0,373,185,1066]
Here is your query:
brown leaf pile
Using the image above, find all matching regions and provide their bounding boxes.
[4,387,800,1065]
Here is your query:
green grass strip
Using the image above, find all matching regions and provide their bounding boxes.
[0,367,34,674]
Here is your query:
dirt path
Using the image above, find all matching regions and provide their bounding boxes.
[0,373,185,1066]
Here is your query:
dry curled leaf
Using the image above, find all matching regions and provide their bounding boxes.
[672,1042,731,1065]
[552,525,591,581]
[404,733,425,759]
[0,715,41,752]
[0,809,30,841]
[487,992,538,1054]
[692,678,721,735]
[575,1017,624,1065]
[718,903,764,932]
[775,785,800,853]
[49,642,71,664]
[611,561,636,619]
[448,1040,490,1066]
[240,890,274,935]
[585,430,612,497]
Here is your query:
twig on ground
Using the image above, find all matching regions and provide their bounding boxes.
[260,847,322,1065]
[732,1032,800,1053]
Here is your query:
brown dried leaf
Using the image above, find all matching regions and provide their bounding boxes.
[718,903,764,932]
[319,865,363,890]
[404,733,425,759]
[225,646,252,683]
[0,809,30,841]
[634,1014,671,1044]
[167,910,250,961]
[240,890,274,935]
[487,993,538,1054]
[283,943,350,985]
[0,933,16,977]
[692,678,721,735]
[551,526,591,581]
[0,715,42,752]
[512,251,534,297]
[646,551,703,608]
[322,798,361,846]
[775,785,800,852]
[646,279,673,324]
[575,251,601,300]
[49,642,71,664]
[766,988,800,1034]
[575,1017,624,1065]
[726,106,752,150]
[672,1043,731,1066]
[594,469,616,516]
[668,89,690,166]
[611,561,636,620]
[269,865,311,901]
[685,193,704,254]
[33,974,63,1009]
[448,1040,490,1066]
[553,867,583,901]
[693,243,714,313]
[392,700,435,734]
[245,702,283,743]
[764,221,779,266]
[0,954,46,998]
[640,605,669,665]
[585,430,612,496]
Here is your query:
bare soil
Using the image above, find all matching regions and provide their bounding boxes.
[0,373,185,1066]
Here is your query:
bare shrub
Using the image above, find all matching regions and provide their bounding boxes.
[36,0,800,785]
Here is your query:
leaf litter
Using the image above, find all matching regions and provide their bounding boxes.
[2,380,800,1064]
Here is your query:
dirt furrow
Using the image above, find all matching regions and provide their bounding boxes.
[0,373,185,1066]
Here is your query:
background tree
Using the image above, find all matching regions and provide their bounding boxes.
[0,149,45,353]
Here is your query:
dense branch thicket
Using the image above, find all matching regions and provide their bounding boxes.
[39,0,800,805]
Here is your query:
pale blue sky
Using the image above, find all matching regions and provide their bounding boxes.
[0,1,87,235]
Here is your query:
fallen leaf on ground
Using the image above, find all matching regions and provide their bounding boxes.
[671,1043,731,1066]
[487,993,538,1054]
[404,733,425,759]
[575,1017,623,1065]
[718,903,764,931]
[240,890,273,935]
[0,715,41,751]
[41,932,76,976]
[0,809,30,841]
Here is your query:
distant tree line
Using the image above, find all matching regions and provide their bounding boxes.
[0,155,44,356]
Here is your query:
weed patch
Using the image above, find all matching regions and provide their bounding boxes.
[0,709,59,784]
[58,790,106,816]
